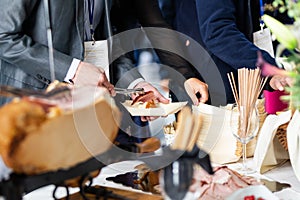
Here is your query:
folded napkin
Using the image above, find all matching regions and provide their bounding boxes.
[253,111,291,173]
[193,103,239,164]
[287,110,300,181]
[193,100,266,165]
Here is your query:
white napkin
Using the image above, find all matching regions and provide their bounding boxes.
[287,110,300,181]
[193,104,240,164]
[253,111,291,173]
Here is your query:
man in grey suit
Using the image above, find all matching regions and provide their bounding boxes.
[0,0,176,150]
[0,0,169,107]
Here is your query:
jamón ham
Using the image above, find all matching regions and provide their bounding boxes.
[0,87,121,174]
[131,91,156,105]
[190,166,261,199]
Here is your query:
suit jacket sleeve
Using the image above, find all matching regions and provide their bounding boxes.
[134,0,199,80]
[0,0,74,82]
[110,36,145,87]
[196,0,277,70]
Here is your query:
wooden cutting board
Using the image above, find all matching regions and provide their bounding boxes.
[59,186,163,200]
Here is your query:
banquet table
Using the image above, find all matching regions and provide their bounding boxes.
[22,158,300,200]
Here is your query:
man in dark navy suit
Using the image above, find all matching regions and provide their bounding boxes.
[173,0,292,104]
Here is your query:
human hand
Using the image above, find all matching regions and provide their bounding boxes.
[133,81,169,122]
[71,62,115,96]
[184,78,209,105]
[256,51,294,91]
[134,81,170,104]
[269,75,294,91]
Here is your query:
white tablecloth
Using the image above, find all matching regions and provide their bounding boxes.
[23,159,300,200]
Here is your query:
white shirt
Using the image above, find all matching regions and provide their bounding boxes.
[64,0,144,88]
[64,0,104,83]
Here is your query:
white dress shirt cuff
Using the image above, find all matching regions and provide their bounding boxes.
[64,58,81,83]
[128,78,145,89]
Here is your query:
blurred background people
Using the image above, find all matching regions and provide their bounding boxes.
[111,0,209,106]
[172,0,293,104]
[0,0,170,146]
[0,0,170,105]
[0,0,210,145]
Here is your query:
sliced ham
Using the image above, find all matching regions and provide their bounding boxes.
[191,166,261,199]
[131,91,156,105]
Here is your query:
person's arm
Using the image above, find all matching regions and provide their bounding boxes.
[110,41,145,88]
[196,0,276,69]
[134,0,199,79]
[111,45,169,103]
[0,0,73,82]
[133,0,209,104]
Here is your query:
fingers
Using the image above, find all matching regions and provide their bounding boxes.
[186,89,199,106]
[270,75,293,91]
[184,78,209,105]
[286,77,294,87]
[103,82,115,96]
[132,81,168,122]
[135,81,169,104]
[153,89,169,104]
[192,87,209,105]
[140,116,147,122]
[199,88,209,103]
[74,62,116,96]
[141,116,159,122]
[98,73,115,96]
[270,77,283,91]
[274,82,285,91]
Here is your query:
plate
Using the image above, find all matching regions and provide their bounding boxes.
[122,100,188,116]
[226,185,279,200]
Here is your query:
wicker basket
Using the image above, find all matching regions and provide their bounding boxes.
[275,122,289,151]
